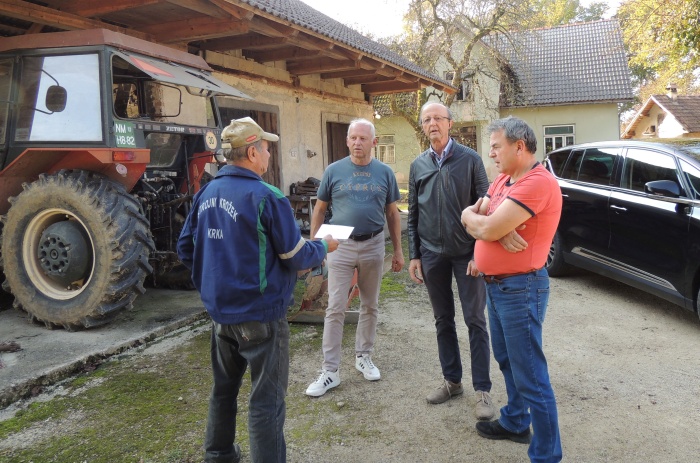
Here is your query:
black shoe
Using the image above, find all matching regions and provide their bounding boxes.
[476,420,532,444]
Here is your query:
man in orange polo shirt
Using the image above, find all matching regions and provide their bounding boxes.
[461,116,563,463]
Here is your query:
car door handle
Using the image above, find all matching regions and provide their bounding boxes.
[610,205,627,212]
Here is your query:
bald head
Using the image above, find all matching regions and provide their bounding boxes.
[420,102,453,153]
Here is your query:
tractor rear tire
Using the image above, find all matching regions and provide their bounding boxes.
[0,170,155,329]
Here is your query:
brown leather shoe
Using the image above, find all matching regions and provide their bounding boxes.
[475,390,496,420]
[426,380,463,404]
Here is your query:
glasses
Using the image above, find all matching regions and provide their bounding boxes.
[421,116,450,125]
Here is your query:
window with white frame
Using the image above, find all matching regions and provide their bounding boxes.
[544,125,575,154]
[376,135,395,164]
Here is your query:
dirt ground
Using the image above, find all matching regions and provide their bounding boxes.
[285,269,700,463]
[2,267,699,462]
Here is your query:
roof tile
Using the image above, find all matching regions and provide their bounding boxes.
[239,0,449,86]
[486,20,634,107]
[654,95,700,133]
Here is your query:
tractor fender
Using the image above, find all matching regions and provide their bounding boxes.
[0,148,149,214]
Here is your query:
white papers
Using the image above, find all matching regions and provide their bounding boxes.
[314,224,354,240]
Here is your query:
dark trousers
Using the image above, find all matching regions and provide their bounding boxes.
[204,317,289,463]
[420,247,491,391]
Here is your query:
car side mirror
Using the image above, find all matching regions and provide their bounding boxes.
[45,85,67,113]
[645,180,681,198]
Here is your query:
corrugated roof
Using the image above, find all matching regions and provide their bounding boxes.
[486,19,634,107]
[239,0,450,87]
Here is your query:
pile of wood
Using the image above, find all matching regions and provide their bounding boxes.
[289,177,320,197]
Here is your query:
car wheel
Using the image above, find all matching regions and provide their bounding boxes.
[546,231,569,277]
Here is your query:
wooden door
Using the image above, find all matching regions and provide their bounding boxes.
[326,122,349,165]
[219,108,280,188]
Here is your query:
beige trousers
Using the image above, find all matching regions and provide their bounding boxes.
[321,232,385,372]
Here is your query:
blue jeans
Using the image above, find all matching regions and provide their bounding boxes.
[421,247,491,391]
[485,268,562,463]
[204,317,289,463]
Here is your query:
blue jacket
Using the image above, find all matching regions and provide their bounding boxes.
[177,165,328,324]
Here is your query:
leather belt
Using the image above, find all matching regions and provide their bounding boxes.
[481,270,536,284]
[349,228,384,241]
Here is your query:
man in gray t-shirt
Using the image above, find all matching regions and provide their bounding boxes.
[305,118,404,397]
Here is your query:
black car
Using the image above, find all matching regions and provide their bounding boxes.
[543,139,700,320]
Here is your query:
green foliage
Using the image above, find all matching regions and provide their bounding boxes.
[618,0,700,101]
[377,0,608,147]
[523,0,607,28]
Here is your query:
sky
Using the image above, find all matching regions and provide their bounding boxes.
[299,0,622,38]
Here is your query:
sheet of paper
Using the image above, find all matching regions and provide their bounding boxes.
[314,224,354,240]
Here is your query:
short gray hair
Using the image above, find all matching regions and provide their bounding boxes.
[419,102,453,120]
[348,118,376,139]
[487,116,537,154]
[223,140,264,162]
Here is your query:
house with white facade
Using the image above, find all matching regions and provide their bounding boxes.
[621,86,700,139]
[376,19,634,180]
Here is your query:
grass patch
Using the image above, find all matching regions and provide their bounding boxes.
[0,331,226,463]
[0,233,408,461]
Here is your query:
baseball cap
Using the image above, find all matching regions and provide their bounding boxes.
[221,117,279,149]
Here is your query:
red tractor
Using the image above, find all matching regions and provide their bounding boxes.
[0,29,249,329]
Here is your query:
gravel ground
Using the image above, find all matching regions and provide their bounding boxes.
[2,267,698,462]
[285,269,700,463]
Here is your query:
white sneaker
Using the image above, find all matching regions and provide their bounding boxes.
[305,369,340,397]
[355,354,381,381]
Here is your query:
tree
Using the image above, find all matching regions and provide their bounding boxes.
[378,0,608,149]
[618,0,700,104]
[523,0,607,28]
[377,0,535,148]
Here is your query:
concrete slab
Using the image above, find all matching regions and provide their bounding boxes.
[0,214,408,408]
[0,288,206,408]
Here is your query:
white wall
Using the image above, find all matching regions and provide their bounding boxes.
[501,102,621,166]
[210,53,373,190]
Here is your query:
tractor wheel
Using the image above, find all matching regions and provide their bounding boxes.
[0,170,155,330]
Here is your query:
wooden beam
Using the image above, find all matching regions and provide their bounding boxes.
[287,58,358,76]
[321,69,378,79]
[245,46,321,63]
[362,80,424,95]
[25,23,44,34]
[199,34,288,51]
[140,17,250,43]
[0,23,26,35]
[249,16,298,38]
[0,0,152,40]
[396,74,420,84]
[60,0,158,17]
[165,0,229,18]
[343,75,394,86]
[209,0,255,20]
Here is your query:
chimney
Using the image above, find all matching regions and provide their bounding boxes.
[666,83,678,100]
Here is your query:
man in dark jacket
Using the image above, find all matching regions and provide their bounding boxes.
[407,102,495,420]
[177,117,338,463]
